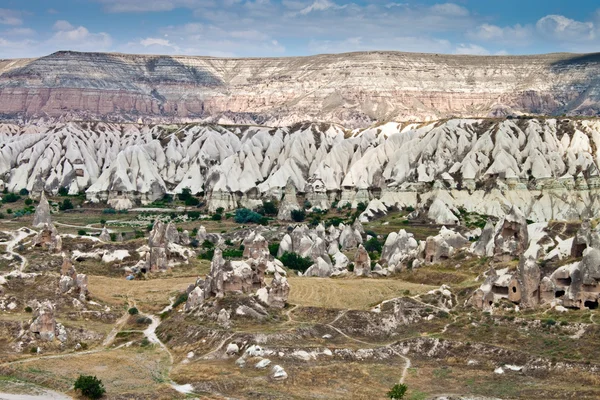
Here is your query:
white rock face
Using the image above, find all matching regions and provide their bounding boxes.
[3,51,600,126]
[1,118,600,222]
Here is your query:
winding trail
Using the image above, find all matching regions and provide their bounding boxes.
[0,228,35,275]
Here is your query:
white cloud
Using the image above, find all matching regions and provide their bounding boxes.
[140,37,173,47]
[430,3,469,17]
[309,36,452,54]
[98,0,216,13]
[454,43,490,55]
[0,9,23,25]
[297,0,344,15]
[53,20,74,31]
[49,25,112,52]
[467,23,532,45]
[536,15,595,41]
[3,27,36,36]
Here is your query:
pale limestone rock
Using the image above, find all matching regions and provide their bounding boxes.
[32,191,51,228]
[29,301,57,342]
[33,223,62,252]
[277,179,301,221]
[354,245,371,277]
[99,227,110,242]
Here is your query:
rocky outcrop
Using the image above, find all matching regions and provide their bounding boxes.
[32,192,51,228]
[354,245,371,277]
[99,227,111,242]
[185,248,289,310]
[147,221,169,272]
[423,227,469,264]
[277,179,301,221]
[493,207,529,262]
[2,118,600,224]
[3,51,600,126]
[380,229,419,271]
[29,300,65,342]
[256,271,290,309]
[33,223,62,252]
[59,256,88,301]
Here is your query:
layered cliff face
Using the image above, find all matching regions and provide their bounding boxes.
[2,51,600,126]
[2,118,600,221]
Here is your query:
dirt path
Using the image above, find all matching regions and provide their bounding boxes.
[0,228,34,274]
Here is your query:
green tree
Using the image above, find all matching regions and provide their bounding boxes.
[59,199,74,211]
[278,252,313,273]
[74,375,106,399]
[387,383,407,400]
[291,209,306,222]
[58,187,69,196]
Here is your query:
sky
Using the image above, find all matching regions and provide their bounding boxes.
[1,0,600,58]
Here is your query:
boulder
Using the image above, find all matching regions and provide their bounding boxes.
[339,223,363,250]
[493,207,528,262]
[471,220,495,257]
[99,227,111,242]
[380,229,419,269]
[33,223,62,252]
[266,272,290,308]
[304,257,333,277]
[29,301,57,341]
[354,245,371,277]
[424,227,468,264]
[277,179,301,221]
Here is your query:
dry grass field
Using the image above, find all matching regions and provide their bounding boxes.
[287,276,437,310]
[3,346,180,399]
[88,275,194,313]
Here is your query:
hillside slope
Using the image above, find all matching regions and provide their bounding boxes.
[1,51,600,126]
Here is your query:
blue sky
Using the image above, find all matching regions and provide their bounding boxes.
[1,0,599,58]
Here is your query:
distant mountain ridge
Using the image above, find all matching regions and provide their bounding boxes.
[1,51,600,126]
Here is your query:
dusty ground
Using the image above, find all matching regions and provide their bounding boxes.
[1,204,600,400]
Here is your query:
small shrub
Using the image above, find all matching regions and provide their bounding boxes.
[6,209,11,214]
[59,199,74,211]
[24,306,32,313]
[269,242,280,257]
[211,213,222,221]
[185,196,200,206]
[222,248,244,258]
[387,383,407,399]
[24,198,33,206]
[78,229,87,236]
[364,237,382,253]
[291,209,306,222]
[234,208,263,224]
[30,346,37,354]
[128,307,139,315]
[304,200,312,209]
[74,375,106,399]
[259,200,278,216]
[356,202,368,213]
[202,240,214,249]
[187,211,201,220]
[110,233,117,242]
[58,187,69,196]
[278,252,313,273]
[199,248,215,260]
[2,193,20,203]
[19,188,29,195]
[102,208,116,214]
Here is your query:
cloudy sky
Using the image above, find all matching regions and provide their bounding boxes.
[1,0,600,58]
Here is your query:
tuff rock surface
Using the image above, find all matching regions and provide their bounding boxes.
[3,51,600,125]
